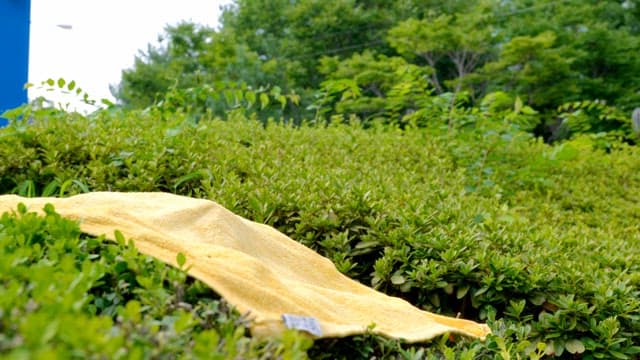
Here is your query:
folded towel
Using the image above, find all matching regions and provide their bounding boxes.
[0,192,491,342]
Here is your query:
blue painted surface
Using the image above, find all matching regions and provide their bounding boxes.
[0,0,31,126]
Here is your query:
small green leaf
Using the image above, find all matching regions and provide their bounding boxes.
[234,89,244,103]
[42,180,60,197]
[17,202,27,214]
[136,276,153,289]
[530,293,546,306]
[288,93,300,106]
[260,93,270,109]
[429,294,440,307]
[177,252,186,268]
[114,230,126,246]
[41,320,59,344]
[270,86,282,97]
[67,80,76,91]
[565,339,585,354]
[456,285,470,299]
[223,89,235,104]
[354,241,380,249]
[124,300,142,322]
[627,346,640,355]
[626,346,640,355]
[444,283,454,295]
[514,96,523,113]
[57,78,66,89]
[72,180,90,193]
[43,203,55,215]
[174,311,194,332]
[174,171,202,189]
[277,95,287,109]
[390,274,405,285]
[608,350,629,359]
[101,98,115,107]
[245,91,256,107]
[474,286,489,297]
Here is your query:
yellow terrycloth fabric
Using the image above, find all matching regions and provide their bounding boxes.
[0,192,491,342]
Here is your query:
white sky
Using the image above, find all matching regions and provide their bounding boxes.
[29,0,232,113]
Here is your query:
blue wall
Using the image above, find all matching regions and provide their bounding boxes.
[0,0,31,126]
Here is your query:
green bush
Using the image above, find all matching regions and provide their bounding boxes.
[1,107,639,358]
[0,203,312,359]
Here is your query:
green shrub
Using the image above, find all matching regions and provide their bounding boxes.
[0,203,312,359]
[1,107,639,358]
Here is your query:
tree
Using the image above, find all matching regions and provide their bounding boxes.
[493,0,640,110]
[571,24,640,111]
[317,51,432,122]
[220,0,397,90]
[387,3,496,95]
[113,0,640,138]
[478,31,580,109]
[113,23,274,109]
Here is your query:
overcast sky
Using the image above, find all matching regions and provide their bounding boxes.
[29,0,232,112]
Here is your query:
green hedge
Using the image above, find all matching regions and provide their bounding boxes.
[0,203,313,359]
[1,108,639,359]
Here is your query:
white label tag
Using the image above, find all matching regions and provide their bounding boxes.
[281,314,323,337]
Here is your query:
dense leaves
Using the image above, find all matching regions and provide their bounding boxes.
[1,102,639,358]
[113,0,640,140]
[0,201,313,358]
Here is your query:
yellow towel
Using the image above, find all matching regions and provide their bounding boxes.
[0,192,491,342]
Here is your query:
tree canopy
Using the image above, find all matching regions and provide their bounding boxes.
[113,0,640,141]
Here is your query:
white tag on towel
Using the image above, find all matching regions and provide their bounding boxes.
[281,314,323,336]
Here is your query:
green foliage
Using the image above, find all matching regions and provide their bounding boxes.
[113,23,282,110]
[480,92,540,132]
[0,203,313,358]
[220,0,395,89]
[552,99,637,146]
[570,24,640,110]
[1,106,640,358]
[387,4,494,94]
[153,82,300,123]
[493,0,640,112]
[316,51,433,124]
[478,31,579,110]
[110,0,640,140]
